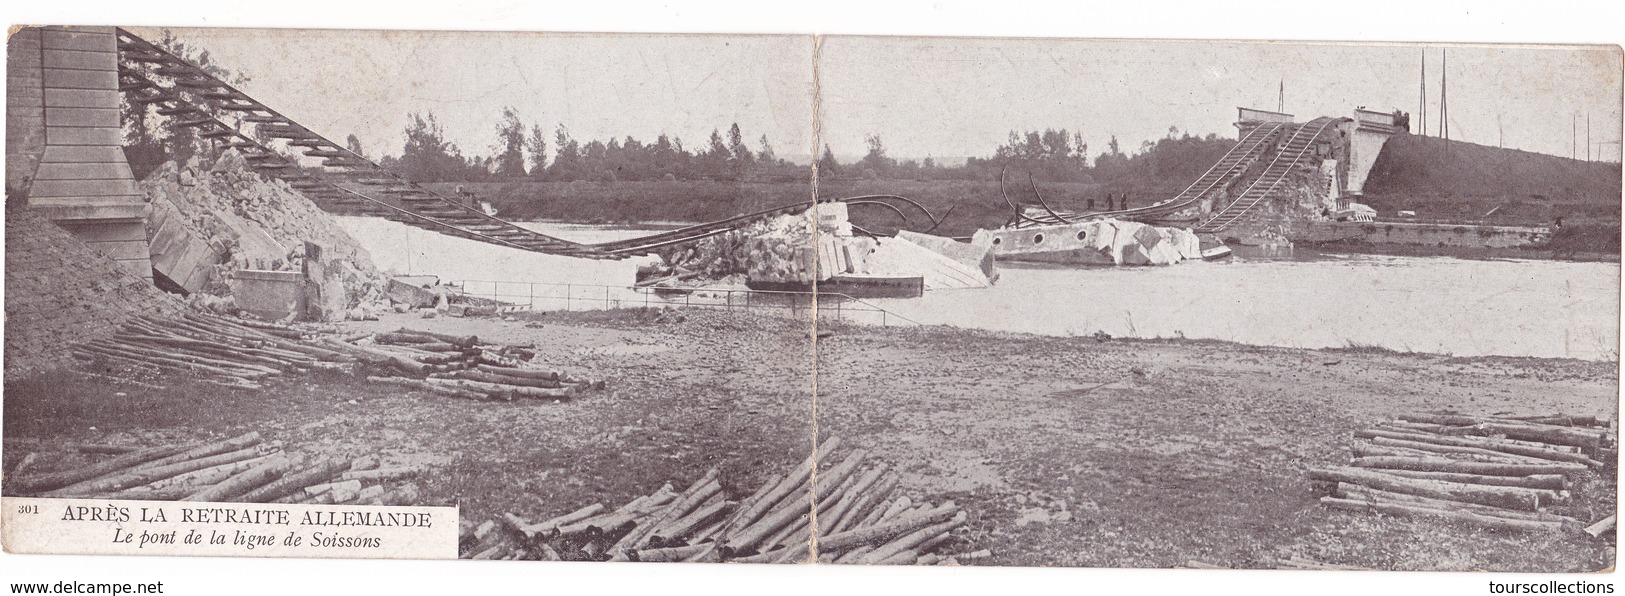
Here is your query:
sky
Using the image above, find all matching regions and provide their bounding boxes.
[136,28,1621,165]
[820,37,1624,163]
[132,27,818,163]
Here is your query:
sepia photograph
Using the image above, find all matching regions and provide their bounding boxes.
[1,4,1621,589]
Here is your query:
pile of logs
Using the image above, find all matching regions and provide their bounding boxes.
[340,328,604,402]
[5,432,424,505]
[1310,412,1616,534]
[460,438,976,564]
[71,313,355,390]
[71,314,604,403]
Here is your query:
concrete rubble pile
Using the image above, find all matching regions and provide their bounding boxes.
[642,209,817,288]
[140,150,390,319]
[640,203,996,291]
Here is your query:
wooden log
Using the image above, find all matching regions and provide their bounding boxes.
[1307,467,1555,510]
[305,479,362,497]
[184,455,295,502]
[477,350,529,368]
[1514,415,1609,427]
[318,338,428,373]
[445,370,564,389]
[653,499,731,545]
[237,458,352,503]
[1377,469,1566,490]
[50,445,270,496]
[614,472,722,555]
[1349,456,1587,477]
[761,508,811,553]
[392,328,478,348]
[837,475,898,534]
[99,338,281,375]
[874,549,920,565]
[730,545,795,564]
[473,364,560,381]
[874,496,915,525]
[423,377,576,400]
[1395,414,1605,449]
[1334,484,1578,523]
[79,343,266,380]
[816,503,959,553]
[112,485,198,501]
[558,510,647,536]
[1358,428,1596,466]
[13,442,194,493]
[1367,437,1551,464]
[725,485,811,553]
[916,530,954,555]
[1584,515,1616,538]
[833,545,875,563]
[521,503,606,537]
[860,511,967,564]
[1320,496,1564,532]
[339,467,422,482]
[367,376,489,401]
[383,483,422,507]
[113,333,298,370]
[1351,443,1459,461]
[819,465,887,535]
[633,542,714,563]
[1471,423,1604,451]
[119,454,277,496]
[101,432,262,476]
[726,438,840,535]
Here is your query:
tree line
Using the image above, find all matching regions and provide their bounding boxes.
[370,109,802,184]
[817,125,1232,186]
[113,31,1233,190]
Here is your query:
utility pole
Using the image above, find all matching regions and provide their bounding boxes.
[1439,48,1449,153]
[1572,112,1578,160]
[1498,114,1504,148]
[1419,48,1427,137]
[1278,78,1284,113]
[1587,111,1591,162]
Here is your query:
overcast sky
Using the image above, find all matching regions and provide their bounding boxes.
[821,37,1623,163]
[137,28,1621,164]
[134,27,817,162]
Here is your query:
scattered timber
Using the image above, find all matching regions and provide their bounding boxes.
[458,437,976,564]
[1311,412,1615,536]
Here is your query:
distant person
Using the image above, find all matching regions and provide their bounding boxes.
[1120,193,1130,210]
[1087,197,1095,211]
[1555,217,1564,228]
[1393,109,1411,132]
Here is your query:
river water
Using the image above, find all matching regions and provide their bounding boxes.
[337,217,1620,361]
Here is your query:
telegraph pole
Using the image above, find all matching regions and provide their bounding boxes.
[1439,48,1449,152]
[1419,48,1427,137]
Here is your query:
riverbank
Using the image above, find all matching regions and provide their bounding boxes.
[4,309,1614,570]
[436,177,1620,258]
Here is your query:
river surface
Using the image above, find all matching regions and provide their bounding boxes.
[337,217,1620,361]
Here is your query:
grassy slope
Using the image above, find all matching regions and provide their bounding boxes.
[1362,134,1622,224]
